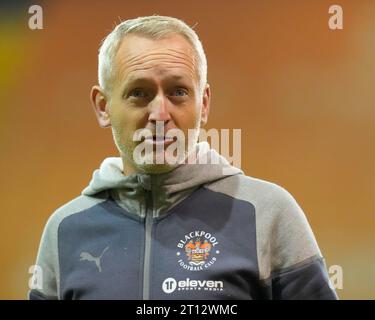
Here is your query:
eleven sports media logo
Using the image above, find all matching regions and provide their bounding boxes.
[162,230,225,294]
[162,277,224,294]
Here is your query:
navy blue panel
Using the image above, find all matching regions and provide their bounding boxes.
[272,258,338,300]
[150,187,260,300]
[29,289,57,300]
[58,199,144,300]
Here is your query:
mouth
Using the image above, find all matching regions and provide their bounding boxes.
[144,135,175,145]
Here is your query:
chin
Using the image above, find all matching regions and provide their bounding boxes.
[137,163,177,175]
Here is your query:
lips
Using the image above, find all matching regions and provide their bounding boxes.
[144,136,175,145]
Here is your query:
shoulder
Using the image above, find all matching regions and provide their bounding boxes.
[43,191,109,236]
[205,173,321,273]
[205,173,300,218]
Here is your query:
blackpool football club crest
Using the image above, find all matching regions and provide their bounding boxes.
[176,230,220,271]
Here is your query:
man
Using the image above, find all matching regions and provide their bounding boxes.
[29,15,338,300]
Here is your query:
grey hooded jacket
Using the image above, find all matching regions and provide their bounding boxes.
[29,142,338,300]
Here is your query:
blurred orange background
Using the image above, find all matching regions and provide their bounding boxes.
[0,0,374,299]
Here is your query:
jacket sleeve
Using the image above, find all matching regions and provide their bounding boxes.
[28,214,60,300]
[271,255,338,300]
[266,187,338,300]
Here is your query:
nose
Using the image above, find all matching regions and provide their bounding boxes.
[148,93,171,124]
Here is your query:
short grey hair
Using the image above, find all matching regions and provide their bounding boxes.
[98,15,208,94]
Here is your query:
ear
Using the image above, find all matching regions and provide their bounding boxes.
[90,85,111,128]
[200,83,211,126]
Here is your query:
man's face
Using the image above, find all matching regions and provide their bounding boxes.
[96,33,210,174]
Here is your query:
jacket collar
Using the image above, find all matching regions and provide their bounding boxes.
[82,142,243,218]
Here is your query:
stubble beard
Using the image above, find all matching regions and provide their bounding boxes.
[111,124,201,175]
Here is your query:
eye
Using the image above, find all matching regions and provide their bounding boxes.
[129,88,148,98]
[172,88,188,97]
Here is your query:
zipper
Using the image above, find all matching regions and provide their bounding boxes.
[142,182,154,300]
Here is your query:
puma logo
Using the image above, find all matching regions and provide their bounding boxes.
[79,247,109,272]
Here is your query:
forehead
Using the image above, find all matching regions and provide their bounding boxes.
[113,33,198,85]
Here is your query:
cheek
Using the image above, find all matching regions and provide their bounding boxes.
[174,105,200,129]
[110,101,141,128]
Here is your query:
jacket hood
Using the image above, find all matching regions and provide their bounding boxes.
[82,142,243,217]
